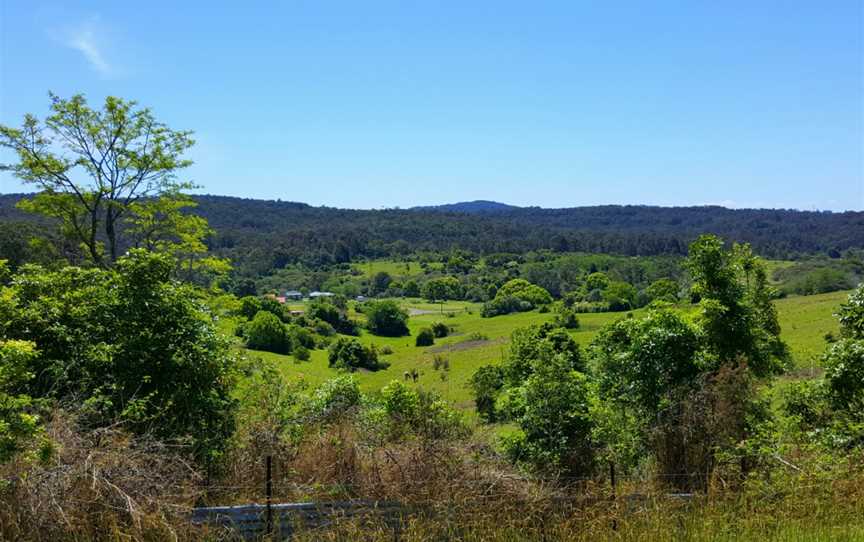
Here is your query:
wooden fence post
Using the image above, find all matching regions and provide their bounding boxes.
[266,455,273,536]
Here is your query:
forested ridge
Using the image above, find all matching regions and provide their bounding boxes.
[2,193,861,268]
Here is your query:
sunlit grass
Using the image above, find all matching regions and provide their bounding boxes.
[228,290,850,411]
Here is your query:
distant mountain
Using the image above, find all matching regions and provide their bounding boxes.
[411,200,520,213]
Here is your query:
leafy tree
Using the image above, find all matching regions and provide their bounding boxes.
[823,340,864,413]
[1,250,236,463]
[308,375,362,420]
[415,327,435,346]
[288,325,316,350]
[0,340,44,463]
[837,283,864,339]
[431,321,450,338]
[371,271,392,295]
[823,285,864,414]
[502,323,583,387]
[403,280,420,298]
[591,309,701,416]
[552,304,581,329]
[422,276,462,303]
[308,297,359,335]
[602,281,637,311]
[245,311,292,354]
[496,278,553,306]
[0,93,194,265]
[584,272,610,292]
[364,300,409,337]
[376,381,466,441]
[469,365,504,422]
[481,279,553,317]
[125,192,230,283]
[646,278,680,303]
[293,344,311,361]
[328,337,381,371]
[480,295,532,317]
[502,349,594,476]
[230,277,258,297]
[686,235,788,376]
[239,296,263,320]
[587,236,790,484]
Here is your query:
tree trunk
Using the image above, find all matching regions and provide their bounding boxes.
[105,210,118,262]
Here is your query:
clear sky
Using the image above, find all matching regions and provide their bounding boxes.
[1,1,862,210]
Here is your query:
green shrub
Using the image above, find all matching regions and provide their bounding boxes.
[238,295,263,320]
[2,250,237,464]
[470,365,504,423]
[416,328,435,347]
[431,322,450,338]
[293,344,311,361]
[308,299,359,335]
[309,375,362,420]
[496,279,553,306]
[365,300,410,337]
[481,295,532,317]
[502,354,594,476]
[0,340,44,462]
[245,311,292,354]
[328,337,382,371]
[378,381,466,441]
[553,305,581,329]
[288,325,316,350]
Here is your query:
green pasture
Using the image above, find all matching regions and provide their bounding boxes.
[350,259,428,279]
[230,290,851,410]
[774,289,846,369]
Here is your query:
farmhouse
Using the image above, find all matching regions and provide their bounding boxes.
[284,290,303,300]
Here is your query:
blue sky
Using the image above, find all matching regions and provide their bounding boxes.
[1,1,861,210]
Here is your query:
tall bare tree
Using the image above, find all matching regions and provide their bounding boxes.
[0,93,194,265]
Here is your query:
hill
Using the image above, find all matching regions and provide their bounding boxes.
[1,194,862,272]
[411,200,521,213]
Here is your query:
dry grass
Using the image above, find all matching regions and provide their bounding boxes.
[3,409,863,541]
[0,411,203,541]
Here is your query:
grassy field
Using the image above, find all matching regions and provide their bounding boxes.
[230,289,851,409]
[775,290,846,369]
[351,260,429,279]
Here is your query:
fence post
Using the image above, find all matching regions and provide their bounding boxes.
[266,455,273,536]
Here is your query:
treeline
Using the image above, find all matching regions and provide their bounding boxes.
[2,193,862,274]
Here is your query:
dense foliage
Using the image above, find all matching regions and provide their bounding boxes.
[785,284,864,447]
[3,193,863,277]
[327,337,383,371]
[244,311,293,354]
[0,251,237,463]
[469,235,793,485]
[362,300,410,337]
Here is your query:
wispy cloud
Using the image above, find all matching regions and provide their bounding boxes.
[58,17,117,78]
[68,28,110,76]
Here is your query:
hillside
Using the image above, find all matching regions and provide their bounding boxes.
[1,194,862,271]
